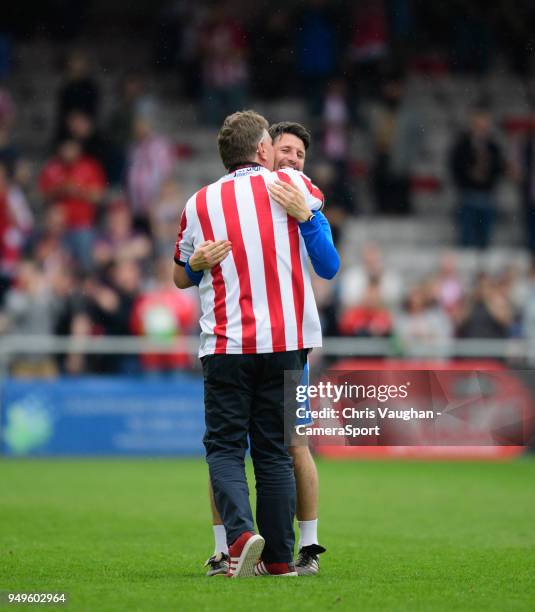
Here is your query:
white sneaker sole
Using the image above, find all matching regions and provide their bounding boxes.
[230,534,265,578]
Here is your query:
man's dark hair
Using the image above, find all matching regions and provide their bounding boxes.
[269,121,311,150]
[218,110,270,170]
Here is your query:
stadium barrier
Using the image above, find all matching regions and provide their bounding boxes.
[1,335,534,457]
[0,334,533,361]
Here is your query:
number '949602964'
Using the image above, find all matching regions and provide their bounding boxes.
[4,592,67,605]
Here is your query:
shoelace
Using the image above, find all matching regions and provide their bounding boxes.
[205,553,229,567]
[297,550,316,566]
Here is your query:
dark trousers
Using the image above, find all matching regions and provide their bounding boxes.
[372,154,412,215]
[458,189,496,248]
[202,349,307,563]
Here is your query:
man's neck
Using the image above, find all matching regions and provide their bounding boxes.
[254,154,271,170]
[228,161,263,173]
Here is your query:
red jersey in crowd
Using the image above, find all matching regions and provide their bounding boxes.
[39,155,106,228]
[130,287,198,370]
[339,305,392,337]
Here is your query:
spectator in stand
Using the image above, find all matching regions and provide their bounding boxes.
[86,259,142,373]
[126,103,174,233]
[430,251,465,317]
[296,0,338,118]
[55,261,142,376]
[339,277,393,337]
[149,178,185,258]
[0,88,19,178]
[457,273,514,338]
[347,0,389,99]
[39,138,106,271]
[323,79,351,162]
[370,73,421,214]
[0,260,57,376]
[198,6,249,126]
[499,262,529,316]
[395,282,453,357]
[0,260,53,334]
[93,198,152,271]
[517,107,535,253]
[0,88,33,197]
[0,161,33,286]
[107,72,151,178]
[87,259,141,336]
[522,260,535,365]
[108,73,146,148]
[131,257,198,374]
[64,109,121,185]
[340,242,403,312]
[450,106,505,249]
[56,49,100,141]
[62,310,94,376]
[56,272,116,376]
[27,206,72,285]
[50,265,89,374]
[321,78,354,208]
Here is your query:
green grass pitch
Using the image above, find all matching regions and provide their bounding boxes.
[1,457,535,611]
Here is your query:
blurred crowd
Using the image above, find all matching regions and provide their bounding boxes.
[153,0,535,108]
[2,0,535,374]
[0,52,200,375]
[315,244,535,359]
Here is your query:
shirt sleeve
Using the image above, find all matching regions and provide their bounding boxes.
[276,168,325,212]
[298,211,340,280]
[174,200,195,266]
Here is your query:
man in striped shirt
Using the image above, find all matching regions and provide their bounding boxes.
[174,111,339,577]
[203,121,329,577]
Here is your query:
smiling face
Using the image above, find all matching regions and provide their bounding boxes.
[273,133,306,171]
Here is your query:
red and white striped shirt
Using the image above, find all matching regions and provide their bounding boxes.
[174,165,324,357]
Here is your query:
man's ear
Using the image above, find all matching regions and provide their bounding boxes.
[257,140,265,161]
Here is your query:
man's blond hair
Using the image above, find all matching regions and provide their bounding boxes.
[218,110,270,170]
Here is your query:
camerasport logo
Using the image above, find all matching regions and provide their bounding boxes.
[3,396,53,455]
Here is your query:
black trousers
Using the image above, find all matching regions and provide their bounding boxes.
[202,349,307,563]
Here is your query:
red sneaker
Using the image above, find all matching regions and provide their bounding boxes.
[254,561,298,576]
[227,531,265,578]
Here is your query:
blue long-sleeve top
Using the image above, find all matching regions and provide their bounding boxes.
[298,210,340,280]
[184,210,340,285]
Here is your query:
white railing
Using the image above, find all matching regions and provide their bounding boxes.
[0,334,530,358]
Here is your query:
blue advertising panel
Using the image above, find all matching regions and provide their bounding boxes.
[0,375,206,456]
